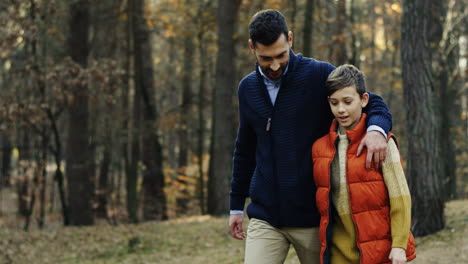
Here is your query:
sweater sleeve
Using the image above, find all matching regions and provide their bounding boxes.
[364,92,393,134]
[230,82,257,211]
[382,138,412,249]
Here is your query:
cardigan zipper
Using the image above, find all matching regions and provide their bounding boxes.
[266,117,271,131]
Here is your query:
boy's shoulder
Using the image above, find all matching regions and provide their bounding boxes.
[312,133,334,158]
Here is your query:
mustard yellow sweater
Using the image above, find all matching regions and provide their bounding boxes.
[330,135,411,264]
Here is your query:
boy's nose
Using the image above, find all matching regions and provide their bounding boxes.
[338,105,345,113]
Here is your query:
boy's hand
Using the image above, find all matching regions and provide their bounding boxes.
[229,214,246,240]
[357,131,387,170]
[389,248,407,264]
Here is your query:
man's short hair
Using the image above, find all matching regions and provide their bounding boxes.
[326,64,366,97]
[249,9,289,47]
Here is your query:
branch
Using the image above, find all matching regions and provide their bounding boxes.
[439,0,467,52]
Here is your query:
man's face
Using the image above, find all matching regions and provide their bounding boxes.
[250,32,293,81]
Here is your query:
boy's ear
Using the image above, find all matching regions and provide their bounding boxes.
[361,92,369,108]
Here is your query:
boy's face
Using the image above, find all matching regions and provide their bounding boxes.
[249,32,293,81]
[328,86,369,133]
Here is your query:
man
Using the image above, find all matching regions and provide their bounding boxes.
[229,9,392,264]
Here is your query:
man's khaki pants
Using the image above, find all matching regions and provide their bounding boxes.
[244,218,320,264]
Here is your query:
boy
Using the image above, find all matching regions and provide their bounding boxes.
[312,65,416,264]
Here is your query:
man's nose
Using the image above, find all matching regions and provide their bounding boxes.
[270,60,280,71]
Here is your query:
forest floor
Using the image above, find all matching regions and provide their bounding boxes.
[0,198,466,264]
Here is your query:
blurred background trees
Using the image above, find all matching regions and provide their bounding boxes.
[0,0,465,236]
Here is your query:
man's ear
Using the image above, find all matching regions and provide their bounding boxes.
[288,31,293,48]
[361,92,369,108]
[249,39,255,54]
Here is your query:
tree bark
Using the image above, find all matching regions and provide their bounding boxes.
[38,130,48,229]
[196,3,209,214]
[96,146,111,218]
[401,0,444,236]
[334,0,347,65]
[302,0,315,57]
[207,0,241,215]
[48,109,69,225]
[1,132,12,187]
[176,35,194,216]
[126,0,139,223]
[431,0,460,201]
[348,0,360,67]
[366,0,376,90]
[287,0,298,35]
[66,0,94,226]
[132,0,167,221]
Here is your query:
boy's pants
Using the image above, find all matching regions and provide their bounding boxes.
[244,218,320,264]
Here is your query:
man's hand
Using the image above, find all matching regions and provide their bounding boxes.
[356,131,387,170]
[388,248,407,264]
[229,214,246,240]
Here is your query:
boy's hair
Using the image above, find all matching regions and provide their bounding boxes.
[249,9,289,47]
[326,64,366,97]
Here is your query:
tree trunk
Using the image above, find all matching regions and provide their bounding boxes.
[38,131,48,229]
[348,0,360,67]
[196,8,208,214]
[121,0,139,223]
[96,146,111,218]
[66,0,94,226]
[401,0,444,236]
[287,0,298,35]
[92,0,121,220]
[334,0,347,65]
[302,0,315,57]
[1,132,13,187]
[430,0,460,201]
[127,84,140,223]
[49,110,69,225]
[176,35,194,216]
[367,0,376,90]
[207,0,241,215]
[132,0,167,221]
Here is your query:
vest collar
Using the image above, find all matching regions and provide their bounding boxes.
[328,113,367,149]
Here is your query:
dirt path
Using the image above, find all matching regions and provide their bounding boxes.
[411,200,467,264]
[0,197,466,264]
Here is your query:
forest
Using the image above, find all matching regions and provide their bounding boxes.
[0,0,466,262]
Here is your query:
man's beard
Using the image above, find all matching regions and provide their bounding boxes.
[264,65,286,81]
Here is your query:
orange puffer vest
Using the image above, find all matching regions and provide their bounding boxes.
[312,114,416,264]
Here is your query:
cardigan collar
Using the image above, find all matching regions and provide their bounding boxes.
[246,49,300,114]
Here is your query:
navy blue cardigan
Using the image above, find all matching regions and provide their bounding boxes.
[230,51,392,228]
